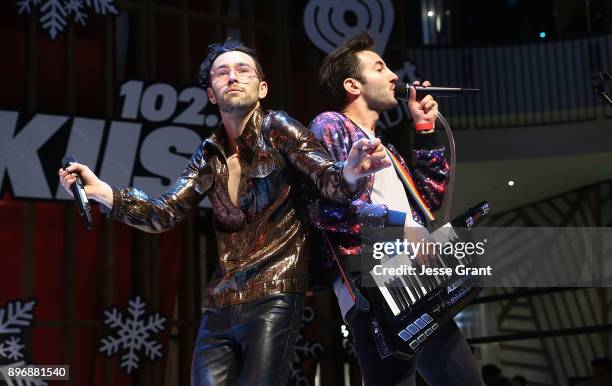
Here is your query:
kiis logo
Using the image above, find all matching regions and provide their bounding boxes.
[303,0,394,54]
[0,80,219,202]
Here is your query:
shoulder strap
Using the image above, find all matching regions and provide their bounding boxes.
[384,146,436,222]
[322,231,370,313]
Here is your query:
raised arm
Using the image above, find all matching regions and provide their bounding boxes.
[59,143,213,233]
[307,112,406,236]
[263,111,388,203]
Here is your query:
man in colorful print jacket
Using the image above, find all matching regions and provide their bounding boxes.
[308,32,485,386]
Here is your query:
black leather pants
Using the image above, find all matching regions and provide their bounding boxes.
[191,293,305,386]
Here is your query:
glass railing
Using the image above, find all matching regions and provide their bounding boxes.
[400,34,612,129]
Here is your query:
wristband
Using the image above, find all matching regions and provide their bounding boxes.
[415,121,435,132]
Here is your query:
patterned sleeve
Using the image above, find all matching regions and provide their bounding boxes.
[307,112,406,238]
[411,133,450,212]
[309,112,352,162]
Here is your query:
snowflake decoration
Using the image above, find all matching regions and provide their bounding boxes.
[99,296,167,375]
[16,0,41,13]
[0,299,47,386]
[64,0,87,26]
[290,305,325,386]
[16,0,118,39]
[0,337,25,361]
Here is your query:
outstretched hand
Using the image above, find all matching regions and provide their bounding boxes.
[58,163,114,208]
[342,138,391,191]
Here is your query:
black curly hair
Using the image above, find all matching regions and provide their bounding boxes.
[197,37,265,89]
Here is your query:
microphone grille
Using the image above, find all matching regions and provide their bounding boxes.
[62,155,77,168]
[394,81,409,99]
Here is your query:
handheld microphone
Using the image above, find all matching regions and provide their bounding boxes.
[394,81,480,98]
[61,155,93,230]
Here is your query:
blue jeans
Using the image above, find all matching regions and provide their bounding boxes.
[191,293,305,386]
[348,310,485,386]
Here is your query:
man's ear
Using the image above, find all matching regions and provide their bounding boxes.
[207,87,217,105]
[258,80,268,99]
[343,78,361,97]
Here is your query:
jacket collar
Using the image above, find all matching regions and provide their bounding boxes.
[205,106,265,163]
[235,107,264,162]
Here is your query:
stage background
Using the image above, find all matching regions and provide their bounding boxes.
[1,1,612,385]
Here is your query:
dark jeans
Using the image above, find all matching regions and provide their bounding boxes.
[348,310,484,386]
[191,293,305,386]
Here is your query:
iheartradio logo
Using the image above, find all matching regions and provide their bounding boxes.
[303,0,395,54]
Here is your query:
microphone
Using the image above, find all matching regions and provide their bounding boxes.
[394,81,480,98]
[61,155,93,230]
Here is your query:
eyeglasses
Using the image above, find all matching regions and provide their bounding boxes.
[210,65,258,83]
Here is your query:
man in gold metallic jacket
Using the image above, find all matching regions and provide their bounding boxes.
[59,37,390,385]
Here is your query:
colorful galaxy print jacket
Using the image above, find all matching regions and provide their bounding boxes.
[307,111,449,270]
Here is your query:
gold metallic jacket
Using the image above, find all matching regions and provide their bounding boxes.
[106,108,356,308]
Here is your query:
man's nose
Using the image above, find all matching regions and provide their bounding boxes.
[227,69,239,82]
[389,70,399,82]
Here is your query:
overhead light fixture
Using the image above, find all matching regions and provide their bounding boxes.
[508,180,515,186]
[427,10,434,17]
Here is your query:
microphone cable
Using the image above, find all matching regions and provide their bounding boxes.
[430,107,456,225]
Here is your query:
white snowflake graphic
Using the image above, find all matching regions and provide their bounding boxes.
[84,0,116,15]
[64,0,87,26]
[99,296,166,375]
[0,300,36,336]
[16,0,41,13]
[0,299,47,386]
[0,336,25,361]
[16,0,118,39]
[290,305,324,386]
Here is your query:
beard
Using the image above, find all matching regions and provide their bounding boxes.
[362,82,398,112]
[216,88,259,114]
